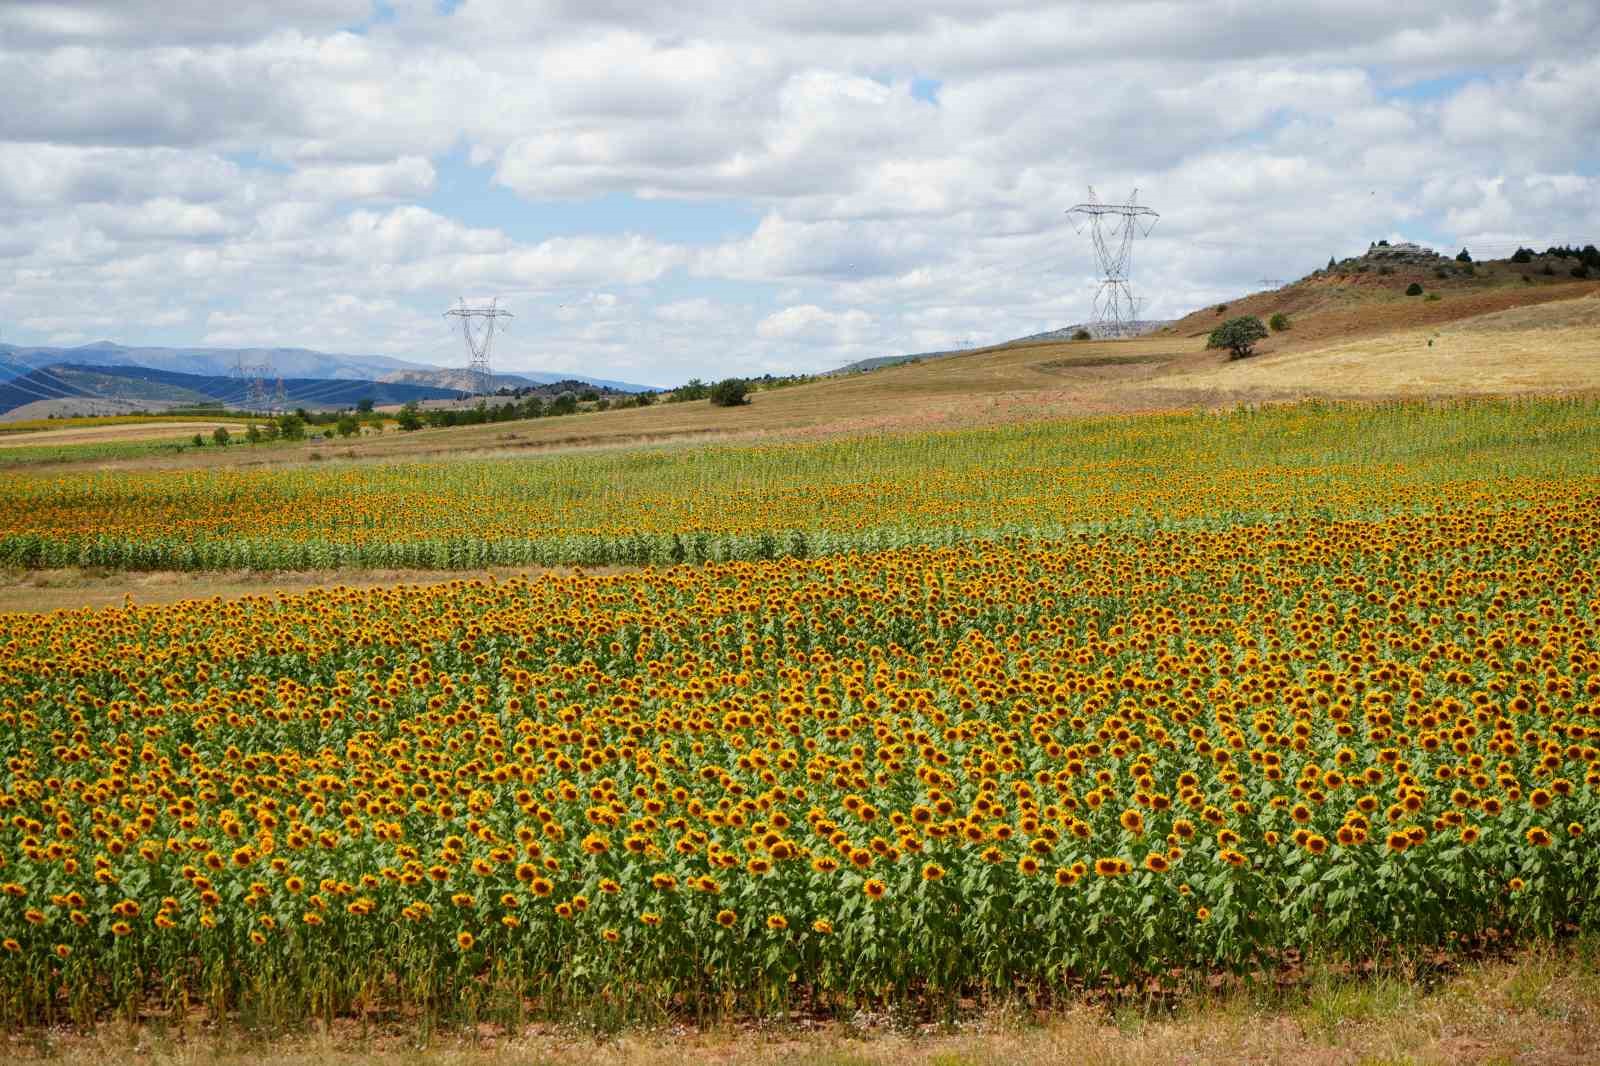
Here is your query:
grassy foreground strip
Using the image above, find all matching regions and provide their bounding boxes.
[2,945,1596,1064]
[3,397,1600,571]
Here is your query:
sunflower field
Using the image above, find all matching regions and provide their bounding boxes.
[3,397,1600,571]
[0,399,1598,1030]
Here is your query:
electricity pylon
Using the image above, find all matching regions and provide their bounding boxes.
[445,297,513,397]
[233,355,275,414]
[1067,187,1160,338]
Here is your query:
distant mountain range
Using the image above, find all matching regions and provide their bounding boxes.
[0,361,664,418]
[0,363,468,416]
[0,341,658,393]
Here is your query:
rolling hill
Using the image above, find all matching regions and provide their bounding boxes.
[6,245,1595,466]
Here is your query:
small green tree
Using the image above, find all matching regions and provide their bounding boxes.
[336,414,359,438]
[1206,316,1269,360]
[211,426,231,446]
[356,397,375,414]
[396,403,423,431]
[549,394,578,415]
[191,432,205,448]
[245,423,262,444]
[709,378,750,406]
[1455,247,1472,262]
[635,390,655,406]
[1406,282,1424,296]
[1268,312,1290,332]
[671,379,709,402]
[277,414,305,440]
[1071,328,1092,341]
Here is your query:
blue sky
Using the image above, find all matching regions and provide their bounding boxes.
[0,1,1596,385]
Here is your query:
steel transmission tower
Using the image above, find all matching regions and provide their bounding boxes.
[233,355,276,414]
[445,297,513,397]
[1066,187,1160,337]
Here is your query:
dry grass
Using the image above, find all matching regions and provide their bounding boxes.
[1149,325,1600,398]
[1438,290,1600,332]
[2,946,1595,1066]
[3,278,1594,478]
[0,420,248,449]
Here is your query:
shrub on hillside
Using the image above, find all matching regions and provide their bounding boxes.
[1072,328,1091,341]
[1406,282,1424,296]
[670,379,709,402]
[1268,312,1290,332]
[1511,248,1534,264]
[1456,248,1473,262]
[1206,315,1269,360]
[709,378,750,407]
[211,426,230,446]
[1574,265,1592,279]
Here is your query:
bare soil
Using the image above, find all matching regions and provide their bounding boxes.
[0,946,1594,1065]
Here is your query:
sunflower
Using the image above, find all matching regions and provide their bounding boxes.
[863,879,887,901]
[766,914,788,931]
[922,862,946,882]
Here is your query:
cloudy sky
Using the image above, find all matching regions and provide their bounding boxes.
[2,1,1597,384]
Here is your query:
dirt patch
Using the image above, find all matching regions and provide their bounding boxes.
[0,564,638,614]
